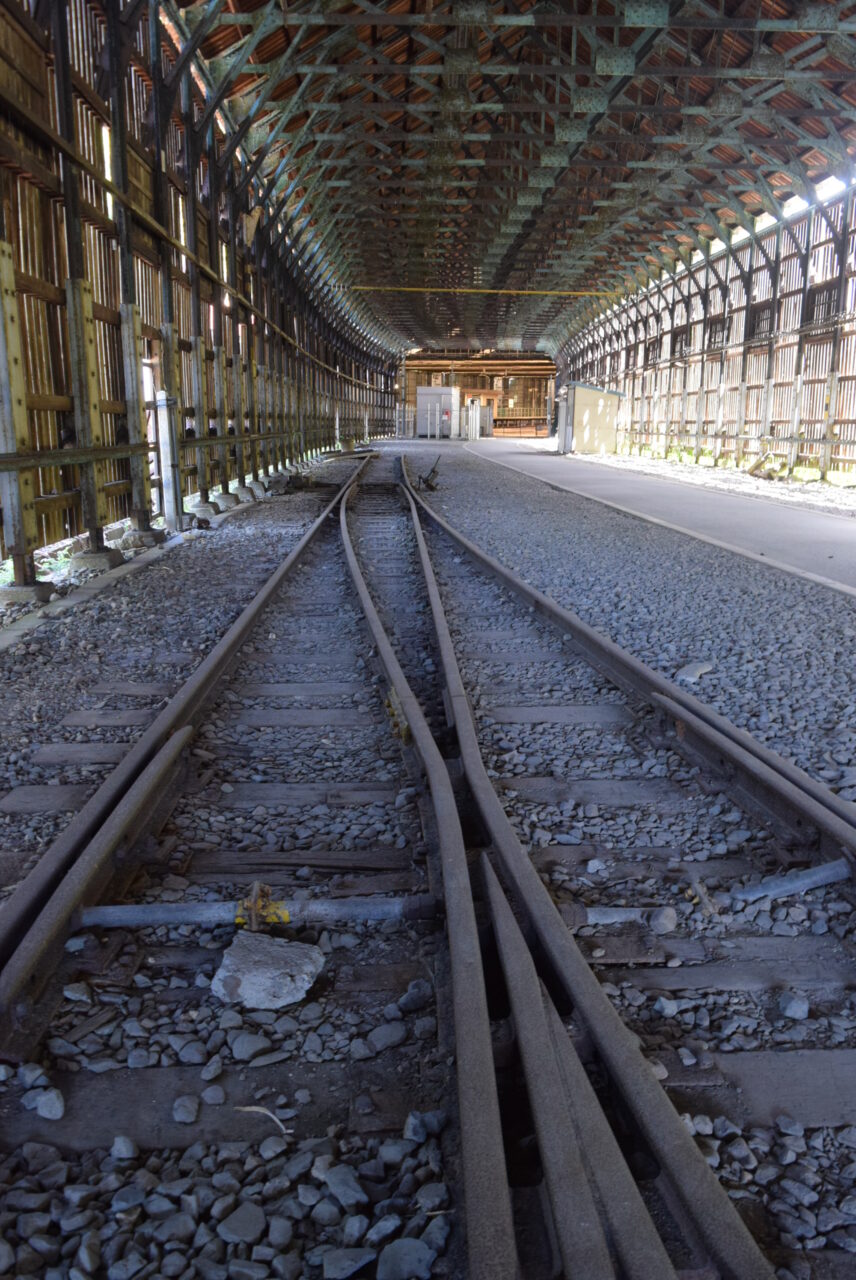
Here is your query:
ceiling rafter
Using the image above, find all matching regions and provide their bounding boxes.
[177,0,856,352]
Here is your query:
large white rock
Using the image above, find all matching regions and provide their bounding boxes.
[211,932,325,1009]
[675,659,714,683]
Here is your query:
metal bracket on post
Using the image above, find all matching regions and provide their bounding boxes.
[156,391,186,532]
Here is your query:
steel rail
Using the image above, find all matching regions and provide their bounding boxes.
[483,855,680,1280]
[654,693,856,856]
[339,482,519,1280]
[400,460,856,858]
[482,856,620,1280]
[0,727,193,1018]
[0,457,371,1018]
[542,997,680,1280]
[399,478,775,1280]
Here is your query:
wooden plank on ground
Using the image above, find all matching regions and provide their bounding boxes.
[256,643,356,659]
[534,844,683,865]
[460,629,542,644]
[544,855,753,883]
[462,646,566,664]
[216,782,398,808]
[500,776,685,809]
[32,742,127,765]
[611,958,853,992]
[708,1049,856,1127]
[0,1061,410,1152]
[328,872,418,896]
[87,681,171,697]
[334,961,423,993]
[0,784,90,814]
[189,847,411,874]
[486,704,632,727]
[236,681,363,698]
[237,708,376,728]
[61,709,155,728]
[244,652,356,671]
[581,932,824,969]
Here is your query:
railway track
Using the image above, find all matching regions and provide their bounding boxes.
[0,451,854,1278]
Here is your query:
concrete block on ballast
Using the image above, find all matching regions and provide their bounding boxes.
[214,492,240,510]
[0,581,54,605]
[189,503,220,522]
[71,549,125,571]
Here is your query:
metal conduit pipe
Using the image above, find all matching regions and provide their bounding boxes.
[79,894,438,929]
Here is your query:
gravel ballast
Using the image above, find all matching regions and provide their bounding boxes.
[0,462,357,896]
[406,444,856,792]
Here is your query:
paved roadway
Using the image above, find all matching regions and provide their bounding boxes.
[461,438,856,594]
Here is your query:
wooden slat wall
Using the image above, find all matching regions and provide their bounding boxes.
[565,189,856,477]
[0,1,396,578]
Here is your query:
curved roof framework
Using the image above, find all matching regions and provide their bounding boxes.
[186,0,856,357]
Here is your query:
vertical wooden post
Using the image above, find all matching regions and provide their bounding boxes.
[189,337,210,502]
[0,243,38,584]
[182,81,208,503]
[155,391,183,533]
[225,187,245,485]
[158,324,186,529]
[713,253,733,465]
[107,0,151,529]
[246,339,259,481]
[736,237,755,469]
[755,223,783,467]
[231,334,245,485]
[54,3,107,549]
[788,222,813,475]
[258,350,270,476]
[149,0,182,518]
[820,191,852,479]
[119,304,152,528]
[695,271,709,462]
[297,309,307,459]
[266,362,277,472]
[206,141,229,496]
[282,339,292,465]
[213,345,230,496]
[66,279,110,548]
